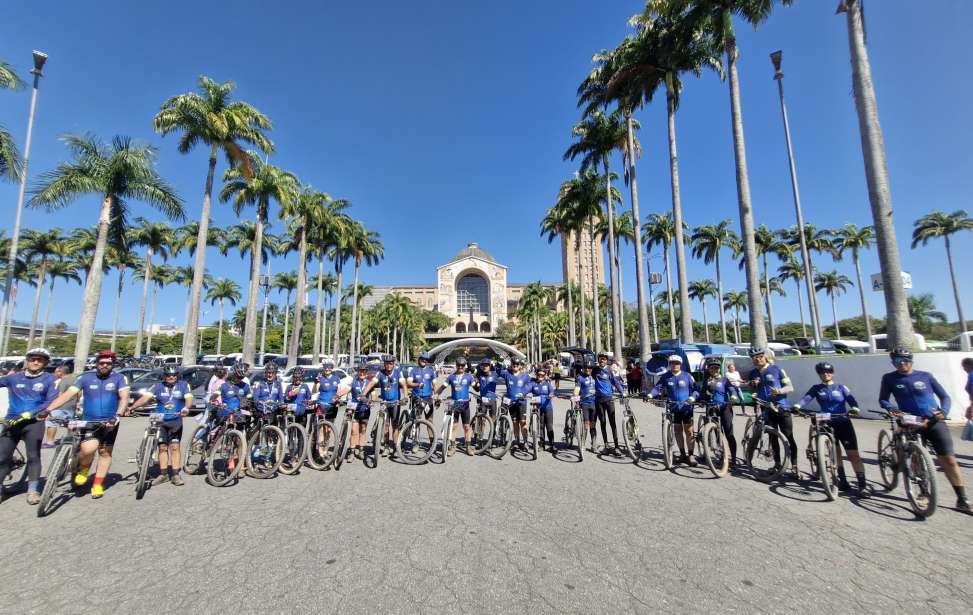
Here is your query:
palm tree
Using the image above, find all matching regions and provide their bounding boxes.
[28,134,183,369]
[327,213,356,365]
[219,157,298,364]
[206,278,240,355]
[838,0,913,350]
[105,245,142,351]
[273,271,298,354]
[279,187,327,366]
[691,220,738,342]
[681,0,794,348]
[39,259,81,347]
[540,206,576,345]
[344,221,383,362]
[814,271,852,339]
[141,264,174,355]
[20,228,64,348]
[0,59,24,182]
[519,282,550,362]
[153,76,274,364]
[643,212,687,339]
[128,217,173,357]
[688,279,717,343]
[911,210,973,347]
[907,293,947,335]
[834,223,876,343]
[723,289,748,344]
[173,265,212,340]
[776,258,808,336]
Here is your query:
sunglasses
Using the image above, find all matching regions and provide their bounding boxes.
[892,358,912,366]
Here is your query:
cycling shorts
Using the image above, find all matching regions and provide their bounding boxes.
[322,403,339,422]
[158,418,183,444]
[450,401,471,426]
[508,401,525,421]
[827,418,857,451]
[672,409,694,425]
[353,406,371,423]
[82,423,119,448]
[414,397,434,418]
[919,420,953,457]
[583,406,598,423]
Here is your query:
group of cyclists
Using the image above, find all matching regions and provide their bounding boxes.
[0,343,970,516]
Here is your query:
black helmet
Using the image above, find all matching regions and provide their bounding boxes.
[292,367,305,380]
[512,357,525,366]
[355,360,368,372]
[890,347,913,361]
[231,363,247,379]
[162,365,179,377]
[479,357,492,367]
[748,346,766,358]
[455,357,468,367]
[418,352,431,363]
[382,354,395,364]
[264,362,278,374]
[704,357,721,369]
[815,361,834,374]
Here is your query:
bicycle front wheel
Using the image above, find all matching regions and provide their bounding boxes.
[135,435,155,500]
[183,426,208,475]
[816,433,839,501]
[278,423,308,475]
[529,412,539,460]
[470,414,493,455]
[904,443,937,518]
[2,440,27,492]
[662,415,674,470]
[246,425,285,479]
[576,411,586,461]
[206,429,246,487]
[488,415,513,459]
[621,414,641,462]
[703,422,729,478]
[370,417,383,469]
[876,429,898,491]
[306,418,337,470]
[746,426,789,482]
[333,419,351,471]
[396,419,436,465]
[37,445,71,518]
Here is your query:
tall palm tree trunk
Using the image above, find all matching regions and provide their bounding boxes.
[645,247,659,341]
[575,236,588,348]
[216,298,224,355]
[322,294,330,355]
[831,294,841,339]
[941,236,968,344]
[331,265,344,365]
[40,279,55,347]
[134,247,153,358]
[715,256,728,343]
[182,149,218,364]
[733,305,741,344]
[287,231,309,367]
[242,205,267,365]
[603,157,623,359]
[763,255,776,339]
[844,0,913,349]
[666,90,693,343]
[663,247,676,337]
[259,262,271,362]
[851,253,872,342]
[312,258,324,362]
[26,259,47,348]
[701,300,710,344]
[110,264,126,352]
[350,261,362,361]
[73,196,112,370]
[146,284,159,355]
[794,279,806,337]
[565,279,576,346]
[587,219,602,353]
[626,113,652,363]
[616,237,626,347]
[281,291,291,354]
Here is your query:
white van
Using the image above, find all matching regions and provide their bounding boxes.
[869,333,926,353]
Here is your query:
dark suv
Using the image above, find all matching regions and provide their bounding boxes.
[127,366,215,413]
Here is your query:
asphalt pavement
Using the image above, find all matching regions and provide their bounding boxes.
[1,397,971,614]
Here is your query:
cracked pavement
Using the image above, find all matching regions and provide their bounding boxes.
[1,398,971,614]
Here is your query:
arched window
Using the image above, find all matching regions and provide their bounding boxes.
[456,274,489,315]
[480,322,491,333]
[456,322,466,333]
[468,322,478,333]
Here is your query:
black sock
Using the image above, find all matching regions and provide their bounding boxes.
[837,467,848,483]
[855,471,866,485]
[167,467,175,477]
[954,485,967,499]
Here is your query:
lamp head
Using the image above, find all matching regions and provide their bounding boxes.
[31,50,48,75]
[770,50,783,79]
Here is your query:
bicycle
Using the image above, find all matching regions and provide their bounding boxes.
[395,394,437,465]
[486,396,515,459]
[272,402,308,475]
[37,418,111,517]
[792,408,843,501]
[0,413,32,493]
[367,399,402,467]
[618,395,642,463]
[130,412,165,500]
[693,403,730,478]
[647,399,680,470]
[244,401,286,478]
[525,396,540,460]
[437,398,466,462]
[558,394,585,461]
[741,399,792,482]
[332,404,353,471]
[198,407,248,487]
[875,409,938,518]
[467,391,494,455]
[304,401,338,471]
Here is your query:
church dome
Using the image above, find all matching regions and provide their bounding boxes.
[451,242,496,264]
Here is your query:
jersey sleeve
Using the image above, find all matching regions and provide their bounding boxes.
[118,374,130,390]
[649,374,667,397]
[878,374,893,409]
[797,385,816,408]
[841,385,859,409]
[68,374,85,394]
[929,375,951,412]
[183,383,195,401]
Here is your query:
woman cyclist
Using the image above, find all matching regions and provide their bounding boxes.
[347,362,373,463]
[531,364,557,453]
[696,358,741,468]
[747,347,798,477]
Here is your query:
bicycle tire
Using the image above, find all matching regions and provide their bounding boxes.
[702,422,729,478]
[529,411,539,461]
[370,415,383,469]
[662,415,674,470]
[246,425,285,479]
[817,433,838,501]
[305,418,337,470]
[396,418,437,465]
[134,435,154,500]
[876,429,898,491]
[904,443,937,518]
[488,414,513,459]
[622,414,640,462]
[741,416,754,451]
[575,411,585,461]
[206,429,246,487]
[37,445,70,518]
[333,419,350,471]
[278,423,308,475]
[805,425,819,478]
[746,426,789,482]
[183,426,208,475]
[2,440,27,492]
[440,414,454,464]
[470,414,493,455]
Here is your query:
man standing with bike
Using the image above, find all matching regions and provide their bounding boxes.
[794,362,867,496]
[435,357,474,456]
[697,358,742,468]
[407,352,437,441]
[346,362,374,463]
[0,348,58,505]
[253,363,284,408]
[500,357,533,450]
[126,365,194,487]
[573,357,598,452]
[531,365,557,453]
[747,347,798,478]
[362,355,408,454]
[45,350,130,499]
[648,355,698,466]
[879,348,971,513]
[473,358,499,418]
[594,353,625,455]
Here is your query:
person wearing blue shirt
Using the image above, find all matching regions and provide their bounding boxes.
[746,347,799,477]
[435,357,475,456]
[214,369,252,416]
[407,352,438,424]
[283,367,314,418]
[963,357,973,422]
[696,358,742,467]
[315,360,347,422]
[648,355,698,466]
[795,362,867,495]
[252,362,285,410]
[594,353,625,455]
[880,348,969,513]
[0,348,58,505]
[573,358,598,449]
[530,365,557,453]
[128,365,195,487]
[46,350,131,499]
[345,362,376,462]
[501,357,533,450]
[473,358,499,418]
[362,355,409,455]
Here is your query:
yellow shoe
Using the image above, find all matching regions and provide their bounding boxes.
[74,468,90,486]
[91,484,105,499]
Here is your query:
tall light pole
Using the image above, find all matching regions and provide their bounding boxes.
[771,50,823,345]
[0,50,47,355]
[258,267,271,365]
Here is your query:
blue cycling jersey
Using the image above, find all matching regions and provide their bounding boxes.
[70,371,130,421]
[317,373,343,405]
[531,382,555,410]
[797,383,859,417]
[446,373,474,401]
[411,366,436,398]
[217,381,251,415]
[0,371,58,419]
[148,381,193,420]
[373,368,404,402]
[650,371,696,409]
[966,372,973,402]
[697,376,739,406]
[284,383,312,416]
[575,374,597,405]
[879,370,950,419]
[593,367,624,399]
[252,379,284,406]
[475,372,499,400]
[503,372,532,400]
[748,364,792,407]
[350,377,371,411]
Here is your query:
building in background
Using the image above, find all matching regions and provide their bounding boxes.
[561,227,604,299]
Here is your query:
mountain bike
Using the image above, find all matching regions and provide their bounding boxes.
[395,394,437,465]
[272,402,307,475]
[0,413,32,493]
[486,397,515,459]
[244,402,285,479]
[37,418,111,517]
[367,399,402,468]
[304,401,338,470]
[438,399,471,462]
[558,394,585,461]
[333,405,353,471]
[875,409,938,518]
[202,409,248,487]
[741,399,791,482]
[793,408,842,500]
[647,399,679,469]
[468,391,494,455]
[694,403,729,478]
[130,412,165,500]
[525,396,540,460]
[618,395,642,463]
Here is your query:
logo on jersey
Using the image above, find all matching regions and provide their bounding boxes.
[105,383,116,391]
[831,390,843,400]
[817,390,828,398]
[32,382,45,391]
[913,381,927,391]
[14,383,25,388]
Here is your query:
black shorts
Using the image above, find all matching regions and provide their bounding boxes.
[82,423,119,448]
[919,420,954,457]
[582,404,597,423]
[508,401,526,421]
[672,410,694,425]
[353,406,371,423]
[478,398,497,417]
[450,402,471,426]
[322,403,339,421]
[384,402,403,426]
[158,419,183,444]
[827,418,858,451]
[414,397,434,418]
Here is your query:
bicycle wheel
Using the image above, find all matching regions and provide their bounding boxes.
[470,414,493,455]
[816,433,839,501]
[702,422,729,478]
[741,417,754,451]
[876,429,898,491]
[183,426,208,475]
[576,411,585,461]
[396,419,437,465]
[206,429,246,487]
[904,443,937,518]
[370,417,383,469]
[529,411,539,461]
[488,415,513,459]
[278,423,307,475]
[622,414,640,462]
[2,440,27,492]
[805,425,819,478]
[134,435,154,500]
[306,418,337,470]
[246,425,285,478]
[662,415,674,470]
[37,445,70,518]
[746,426,789,482]
[333,419,350,471]
[439,415,454,464]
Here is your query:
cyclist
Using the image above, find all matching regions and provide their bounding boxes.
[794,361,867,495]
[500,357,533,450]
[346,361,374,463]
[962,357,973,420]
[126,365,194,487]
[473,358,499,418]
[747,347,798,477]
[647,355,698,466]
[435,357,474,456]
[315,359,351,456]
[572,357,598,451]
[45,350,131,499]
[594,352,625,455]
[879,348,970,513]
[252,362,284,410]
[696,357,741,467]
[361,355,408,455]
[214,364,252,414]
[0,348,58,505]
[531,364,556,453]
[407,352,437,442]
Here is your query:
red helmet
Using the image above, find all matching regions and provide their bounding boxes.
[96,350,117,361]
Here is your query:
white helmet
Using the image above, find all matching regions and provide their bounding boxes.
[25,347,52,362]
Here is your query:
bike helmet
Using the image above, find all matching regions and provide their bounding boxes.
[479,358,492,367]
[321,359,335,369]
[814,361,834,374]
[704,357,721,369]
[667,355,682,364]
[263,362,278,374]
[890,347,913,361]
[455,357,468,368]
[418,352,431,363]
[512,357,525,366]
[292,366,305,379]
[162,365,179,377]
[535,363,547,374]
[25,347,51,362]
[581,356,596,369]
[597,352,609,361]
[748,346,766,358]
[382,354,395,364]
[231,363,247,379]
[96,350,117,361]
[355,361,368,372]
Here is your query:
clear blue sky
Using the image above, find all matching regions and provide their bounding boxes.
[1,0,971,332]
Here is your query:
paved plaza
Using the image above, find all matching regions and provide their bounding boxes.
[1,399,971,614]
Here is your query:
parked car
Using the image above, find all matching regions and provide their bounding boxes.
[696,354,755,404]
[127,366,215,413]
[833,339,871,354]
[771,337,837,355]
[767,342,801,357]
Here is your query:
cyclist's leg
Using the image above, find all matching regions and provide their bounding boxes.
[720,404,737,462]
[541,406,554,447]
[582,404,596,443]
[459,404,472,451]
[349,420,360,460]
[673,410,690,456]
[604,399,619,447]
[923,421,966,492]
[779,411,798,465]
[94,426,119,482]
[76,435,100,481]
[594,399,608,447]
[765,411,783,464]
[0,430,19,493]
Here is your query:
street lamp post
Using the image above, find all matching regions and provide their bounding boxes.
[771,50,824,345]
[258,269,271,365]
[0,50,47,355]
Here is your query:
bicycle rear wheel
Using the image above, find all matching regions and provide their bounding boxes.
[134,435,154,500]
[306,418,337,470]
[904,443,937,518]
[529,411,539,460]
[246,425,285,478]
[396,419,436,464]
[470,414,493,455]
[876,429,898,491]
[746,426,789,482]
[2,440,27,492]
[816,433,839,501]
[703,422,729,478]
[370,417,383,469]
[439,415,454,464]
[576,411,586,461]
[278,423,307,475]
[741,417,755,451]
[488,415,513,459]
[333,419,350,471]
[662,415,674,470]
[622,414,640,462]
[206,429,246,487]
[37,445,70,517]
[183,426,208,475]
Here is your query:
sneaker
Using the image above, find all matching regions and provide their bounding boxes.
[41,442,56,449]
[346,451,355,464]
[73,469,90,486]
[855,484,870,498]
[687,454,698,468]
[466,442,473,456]
[447,443,456,457]
[91,484,105,499]
[26,491,39,505]
[838,479,852,492]
[789,463,800,478]
[957,497,972,514]
[170,474,185,486]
